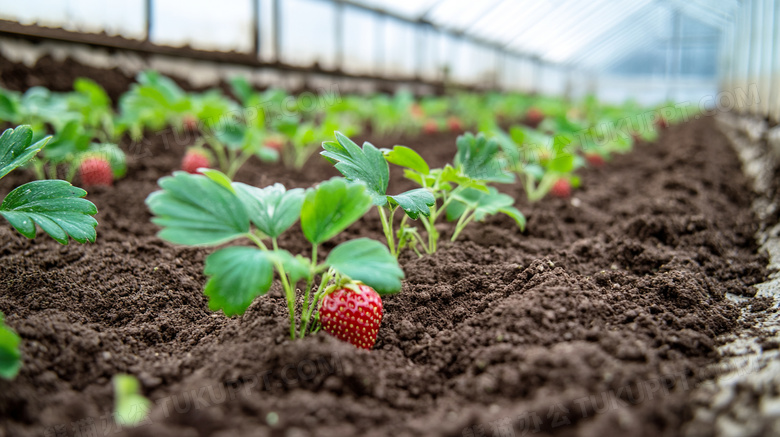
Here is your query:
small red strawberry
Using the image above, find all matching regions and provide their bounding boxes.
[423,120,438,135]
[265,138,284,152]
[550,178,571,199]
[79,157,113,187]
[585,153,605,168]
[319,284,383,350]
[525,107,544,127]
[181,149,210,174]
[447,116,462,132]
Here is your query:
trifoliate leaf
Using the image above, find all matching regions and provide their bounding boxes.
[321,132,389,205]
[146,172,249,246]
[1,180,98,244]
[388,188,434,219]
[233,182,305,238]
[0,125,51,179]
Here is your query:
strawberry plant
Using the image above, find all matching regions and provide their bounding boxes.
[0,125,98,244]
[146,172,403,342]
[321,132,435,258]
[324,132,524,256]
[0,312,21,380]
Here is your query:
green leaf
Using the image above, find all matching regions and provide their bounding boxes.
[326,238,404,294]
[0,180,98,244]
[446,187,525,230]
[113,374,151,427]
[300,178,372,245]
[203,247,275,316]
[233,182,305,238]
[0,313,21,380]
[547,152,574,173]
[384,145,429,174]
[321,132,389,205]
[146,172,249,246]
[388,188,434,219]
[0,126,51,179]
[199,168,236,193]
[454,132,515,183]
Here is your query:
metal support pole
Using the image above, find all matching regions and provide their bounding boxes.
[145,0,153,42]
[771,0,780,122]
[335,1,344,71]
[749,0,762,115]
[251,0,259,57]
[272,0,281,63]
[375,12,384,78]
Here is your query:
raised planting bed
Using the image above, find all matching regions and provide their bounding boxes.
[0,58,772,437]
[0,117,768,437]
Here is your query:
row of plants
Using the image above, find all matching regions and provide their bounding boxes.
[0,72,689,427]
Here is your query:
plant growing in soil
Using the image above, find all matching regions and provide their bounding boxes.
[0,312,21,380]
[392,132,525,253]
[113,374,151,426]
[146,171,403,342]
[0,125,98,244]
[321,132,435,258]
[325,132,524,256]
[493,125,581,202]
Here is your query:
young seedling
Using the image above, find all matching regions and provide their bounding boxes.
[146,172,403,343]
[321,132,435,258]
[0,312,21,380]
[0,125,98,244]
[397,133,524,252]
[113,374,151,427]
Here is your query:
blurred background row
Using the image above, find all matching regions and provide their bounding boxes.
[0,0,776,118]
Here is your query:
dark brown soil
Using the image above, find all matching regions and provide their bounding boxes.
[0,62,770,437]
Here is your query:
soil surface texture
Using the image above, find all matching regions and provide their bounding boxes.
[0,58,771,437]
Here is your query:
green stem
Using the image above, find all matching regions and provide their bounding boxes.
[46,163,58,180]
[245,232,268,250]
[451,209,476,242]
[226,150,252,179]
[275,260,297,340]
[378,206,397,257]
[300,269,333,336]
[207,137,229,173]
[298,244,317,338]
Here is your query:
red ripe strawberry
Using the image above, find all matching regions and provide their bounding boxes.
[79,157,113,187]
[550,179,571,199]
[423,120,438,135]
[265,138,284,152]
[525,107,544,127]
[585,153,605,168]
[181,149,210,174]
[319,284,383,350]
[447,117,462,132]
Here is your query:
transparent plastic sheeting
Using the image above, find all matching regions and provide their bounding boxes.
[0,0,750,106]
[720,0,780,121]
